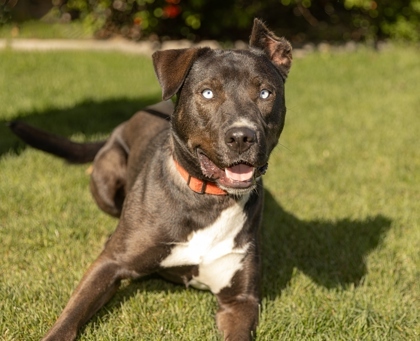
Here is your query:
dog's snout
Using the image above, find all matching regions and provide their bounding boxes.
[225,127,256,154]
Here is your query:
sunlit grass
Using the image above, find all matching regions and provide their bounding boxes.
[0,46,419,340]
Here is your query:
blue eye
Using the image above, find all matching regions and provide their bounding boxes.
[260,89,271,99]
[202,89,214,99]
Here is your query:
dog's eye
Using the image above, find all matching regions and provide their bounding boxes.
[260,89,271,99]
[202,89,214,99]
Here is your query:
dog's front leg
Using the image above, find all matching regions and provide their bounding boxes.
[216,292,260,341]
[215,253,261,341]
[42,254,137,341]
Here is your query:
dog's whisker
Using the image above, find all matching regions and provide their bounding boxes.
[277,143,292,152]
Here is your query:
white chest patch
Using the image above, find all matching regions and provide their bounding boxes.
[160,195,250,294]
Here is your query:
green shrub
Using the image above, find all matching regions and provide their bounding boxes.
[2,0,420,42]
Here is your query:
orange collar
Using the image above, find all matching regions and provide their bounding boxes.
[174,159,227,196]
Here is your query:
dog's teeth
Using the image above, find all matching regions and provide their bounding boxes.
[225,164,255,181]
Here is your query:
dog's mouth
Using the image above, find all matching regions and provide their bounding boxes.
[197,150,267,191]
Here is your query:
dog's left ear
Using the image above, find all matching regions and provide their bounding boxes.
[152,47,210,100]
[249,18,292,79]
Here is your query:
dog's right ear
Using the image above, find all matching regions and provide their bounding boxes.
[152,47,210,100]
[249,18,292,79]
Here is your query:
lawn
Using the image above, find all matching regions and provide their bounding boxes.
[0,45,419,340]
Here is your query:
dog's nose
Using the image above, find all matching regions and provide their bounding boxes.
[225,127,256,154]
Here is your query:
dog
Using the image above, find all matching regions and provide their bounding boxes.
[9,19,292,341]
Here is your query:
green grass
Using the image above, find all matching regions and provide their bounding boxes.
[1,46,419,340]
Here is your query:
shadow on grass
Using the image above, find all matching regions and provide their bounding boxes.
[262,189,392,296]
[9,99,392,331]
[0,95,161,158]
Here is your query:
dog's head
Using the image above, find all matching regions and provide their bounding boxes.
[152,19,292,196]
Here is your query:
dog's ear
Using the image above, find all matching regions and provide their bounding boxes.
[249,18,292,78]
[152,47,210,100]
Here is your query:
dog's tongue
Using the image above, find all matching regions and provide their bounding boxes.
[225,164,254,182]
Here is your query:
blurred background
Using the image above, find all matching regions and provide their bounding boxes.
[1,0,419,45]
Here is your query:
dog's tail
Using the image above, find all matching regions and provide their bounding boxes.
[8,121,106,164]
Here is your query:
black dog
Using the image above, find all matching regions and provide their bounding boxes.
[10,19,292,341]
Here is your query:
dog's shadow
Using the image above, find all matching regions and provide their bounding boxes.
[261,189,392,296]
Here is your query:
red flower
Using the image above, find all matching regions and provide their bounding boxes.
[163,5,181,18]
